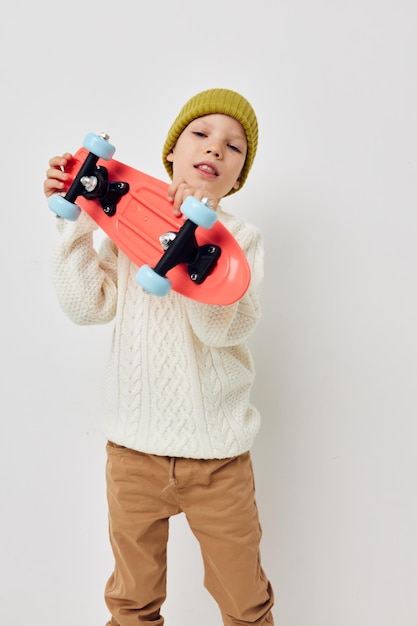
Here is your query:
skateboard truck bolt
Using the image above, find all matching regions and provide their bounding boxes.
[80,175,98,193]
[159,232,177,251]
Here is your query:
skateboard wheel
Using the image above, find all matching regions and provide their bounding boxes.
[136,265,172,297]
[48,194,81,221]
[82,133,116,160]
[181,197,218,229]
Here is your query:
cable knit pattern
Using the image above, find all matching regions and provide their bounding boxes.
[52,207,264,459]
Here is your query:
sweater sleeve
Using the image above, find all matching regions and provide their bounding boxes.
[51,212,119,325]
[183,212,264,348]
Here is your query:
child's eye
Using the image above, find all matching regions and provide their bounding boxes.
[228,144,241,153]
[193,131,207,138]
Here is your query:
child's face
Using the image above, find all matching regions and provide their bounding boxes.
[167,113,248,200]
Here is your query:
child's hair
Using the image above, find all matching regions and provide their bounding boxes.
[162,88,258,195]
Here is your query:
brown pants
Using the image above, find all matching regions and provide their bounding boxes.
[105,443,274,626]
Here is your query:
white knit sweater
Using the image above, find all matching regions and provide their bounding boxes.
[52,207,264,459]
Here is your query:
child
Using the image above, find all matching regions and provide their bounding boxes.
[44,88,274,626]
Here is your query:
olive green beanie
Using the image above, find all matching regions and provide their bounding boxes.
[162,88,258,195]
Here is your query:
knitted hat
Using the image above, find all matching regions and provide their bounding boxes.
[162,88,258,195]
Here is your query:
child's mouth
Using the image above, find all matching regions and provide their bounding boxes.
[195,163,218,177]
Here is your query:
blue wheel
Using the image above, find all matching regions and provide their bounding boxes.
[136,265,172,296]
[181,197,218,229]
[82,132,116,160]
[48,193,81,221]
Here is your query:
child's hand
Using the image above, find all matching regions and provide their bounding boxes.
[44,153,73,199]
[167,180,218,217]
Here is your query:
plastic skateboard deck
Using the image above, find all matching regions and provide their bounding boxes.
[49,135,251,305]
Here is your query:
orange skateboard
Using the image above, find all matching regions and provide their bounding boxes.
[48,133,251,305]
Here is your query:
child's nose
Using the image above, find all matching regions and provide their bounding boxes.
[205,146,221,158]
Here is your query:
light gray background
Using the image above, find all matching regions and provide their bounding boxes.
[1,1,416,624]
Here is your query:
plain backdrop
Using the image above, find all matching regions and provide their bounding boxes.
[1,1,416,625]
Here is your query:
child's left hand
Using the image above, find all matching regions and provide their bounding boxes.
[167,180,218,217]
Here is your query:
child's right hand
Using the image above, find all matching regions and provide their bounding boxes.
[44,153,73,199]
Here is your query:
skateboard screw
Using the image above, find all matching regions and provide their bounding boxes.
[159,232,177,250]
[100,132,110,141]
[190,273,198,281]
[208,246,216,254]
[80,175,98,192]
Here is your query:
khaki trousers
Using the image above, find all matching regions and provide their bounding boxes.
[105,443,274,626]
